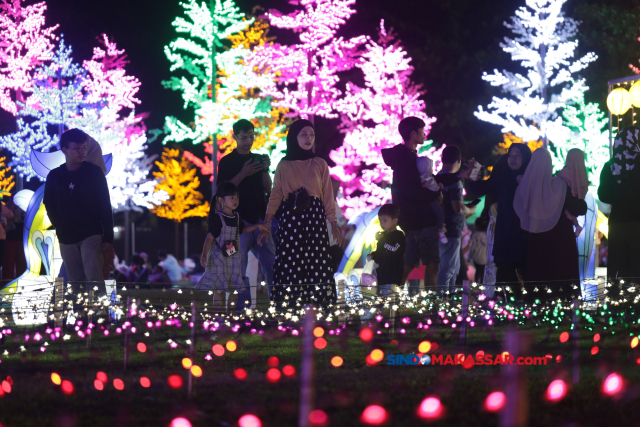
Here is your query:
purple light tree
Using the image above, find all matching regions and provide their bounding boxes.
[0,0,58,115]
[330,21,438,219]
[246,0,367,123]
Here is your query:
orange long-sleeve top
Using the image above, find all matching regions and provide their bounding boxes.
[266,157,336,223]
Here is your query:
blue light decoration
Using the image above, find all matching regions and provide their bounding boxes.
[2,149,113,325]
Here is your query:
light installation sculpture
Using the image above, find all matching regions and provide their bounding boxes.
[0,0,58,115]
[4,150,113,325]
[475,0,596,148]
[0,154,15,198]
[329,21,438,219]
[246,0,367,123]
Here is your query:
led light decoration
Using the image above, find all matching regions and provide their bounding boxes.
[607,88,632,117]
[246,0,367,122]
[0,155,15,198]
[475,0,597,146]
[0,0,58,115]
[0,38,101,179]
[329,21,437,219]
[182,20,290,180]
[152,148,210,222]
[162,0,254,147]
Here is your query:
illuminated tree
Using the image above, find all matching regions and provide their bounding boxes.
[162,0,252,147]
[0,0,58,115]
[246,0,367,123]
[496,132,542,156]
[0,154,15,198]
[549,90,609,195]
[329,21,437,219]
[182,18,289,181]
[475,0,596,147]
[80,35,166,211]
[153,148,210,255]
[0,38,100,179]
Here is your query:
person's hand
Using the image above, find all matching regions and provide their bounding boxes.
[257,229,270,246]
[102,243,113,254]
[516,175,523,183]
[331,221,342,246]
[438,192,444,202]
[200,254,207,268]
[241,159,263,178]
[459,158,480,180]
[465,204,477,218]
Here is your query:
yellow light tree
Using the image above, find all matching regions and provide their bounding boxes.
[495,132,543,156]
[0,155,15,199]
[153,148,210,256]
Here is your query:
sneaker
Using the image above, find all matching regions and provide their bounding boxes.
[438,231,448,243]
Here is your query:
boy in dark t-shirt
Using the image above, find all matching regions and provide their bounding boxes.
[369,204,406,298]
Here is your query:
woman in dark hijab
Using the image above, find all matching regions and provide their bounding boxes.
[467,143,532,289]
[259,120,341,310]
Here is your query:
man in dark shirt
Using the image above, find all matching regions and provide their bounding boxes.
[217,119,275,305]
[436,146,475,296]
[43,129,114,286]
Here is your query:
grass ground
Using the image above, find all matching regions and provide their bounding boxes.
[1,293,640,427]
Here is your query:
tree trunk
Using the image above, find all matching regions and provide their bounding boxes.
[175,221,180,258]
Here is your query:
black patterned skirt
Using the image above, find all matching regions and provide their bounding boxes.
[273,196,334,308]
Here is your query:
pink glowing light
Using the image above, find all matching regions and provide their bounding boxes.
[238,414,262,427]
[484,391,506,412]
[603,373,623,395]
[361,405,387,425]
[546,379,567,402]
[417,396,443,420]
[170,417,192,427]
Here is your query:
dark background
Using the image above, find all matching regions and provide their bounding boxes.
[3,0,640,262]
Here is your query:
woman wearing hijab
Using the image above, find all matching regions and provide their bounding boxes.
[258,120,341,308]
[598,126,640,280]
[514,148,588,300]
[467,143,532,289]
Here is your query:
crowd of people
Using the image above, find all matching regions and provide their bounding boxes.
[10,118,634,315]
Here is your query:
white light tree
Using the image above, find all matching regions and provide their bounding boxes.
[475,0,596,147]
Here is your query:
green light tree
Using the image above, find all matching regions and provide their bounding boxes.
[162,0,253,184]
[549,89,609,196]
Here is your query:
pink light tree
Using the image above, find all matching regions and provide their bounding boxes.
[246,0,367,123]
[0,0,58,115]
[330,21,439,219]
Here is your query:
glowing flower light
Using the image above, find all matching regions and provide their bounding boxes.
[361,405,388,425]
[484,391,506,412]
[546,379,567,402]
[603,373,623,396]
[417,396,443,420]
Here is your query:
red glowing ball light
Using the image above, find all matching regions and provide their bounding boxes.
[94,380,104,391]
[594,333,601,342]
[113,379,125,390]
[212,344,225,357]
[267,356,279,368]
[308,409,328,426]
[559,332,569,343]
[168,375,183,389]
[140,377,151,388]
[1,381,10,394]
[417,396,443,420]
[170,417,192,427]
[359,328,373,342]
[266,368,281,383]
[238,414,262,427]
[282,365,296,377]
[484,391,506,412]
[603,373,623,396]
[361,405,388,425]
[234,368,248,380]
[61,380,74,395]
[546,380,567,402]
[137,342,147,353]
[96,372,108,383]
[314,338,327,350]
[591,346,599,355]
